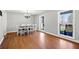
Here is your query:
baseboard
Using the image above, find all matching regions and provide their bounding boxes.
[6,31,17,34]
[4,32,7,36]
[0,36,4,45]
[7,31,16,33]
[39,30,79,44]
[0,32,8,45]
[0,31,16,45]
[1,30,79,44]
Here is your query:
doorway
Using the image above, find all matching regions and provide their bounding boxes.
[39,16,45,30]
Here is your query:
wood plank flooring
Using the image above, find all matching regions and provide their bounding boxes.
[1,31,79,49]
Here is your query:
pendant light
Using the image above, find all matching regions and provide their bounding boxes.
[24,10,31,19]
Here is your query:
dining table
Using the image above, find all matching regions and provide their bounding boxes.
[17,24,35,35]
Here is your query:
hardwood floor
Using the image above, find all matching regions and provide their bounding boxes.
[1,31,79,49]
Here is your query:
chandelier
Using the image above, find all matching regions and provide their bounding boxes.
[24,10,31,19]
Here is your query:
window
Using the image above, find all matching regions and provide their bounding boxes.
[58,10,74,38]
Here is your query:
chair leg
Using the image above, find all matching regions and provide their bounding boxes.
[17,31,19,36]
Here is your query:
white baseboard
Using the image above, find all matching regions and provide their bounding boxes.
[7,31,16,33]
[0,31,16,45]
[4,32,7,36]
[1,30,79,45]
[39,30,79,44]
[0,32,7,45]
[0,36,4,45]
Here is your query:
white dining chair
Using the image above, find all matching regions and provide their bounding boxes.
[18,28,25,36]
[23,26,28,34]
[29,26,33,33]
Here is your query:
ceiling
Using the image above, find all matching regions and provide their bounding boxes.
[6,10,48,15]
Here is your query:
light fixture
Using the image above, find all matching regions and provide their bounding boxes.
[24,10,31,19]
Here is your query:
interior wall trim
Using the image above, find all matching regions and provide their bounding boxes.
[39,30,79,44]
[0,36,4,45]
[1,30,79,45]
[0,31,16,45]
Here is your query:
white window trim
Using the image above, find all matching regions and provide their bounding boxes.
[58,10,75,39]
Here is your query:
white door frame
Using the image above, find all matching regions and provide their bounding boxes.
[39,15,45,30]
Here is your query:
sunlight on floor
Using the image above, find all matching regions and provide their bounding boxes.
[39,33,46,48]
[59,39,74,48]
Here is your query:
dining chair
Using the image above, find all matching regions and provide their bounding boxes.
[18,28,25,36]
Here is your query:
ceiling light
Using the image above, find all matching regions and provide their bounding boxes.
[24,10,31,19]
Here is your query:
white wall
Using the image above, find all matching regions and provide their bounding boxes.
[35,10,58,35]
[34,10,79,42]
[34,15,39,30]
[2,11,7,35]
[0,11,7,44]
[7,12,35,32]
[75,10,79,41]
[0,16,2,41]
